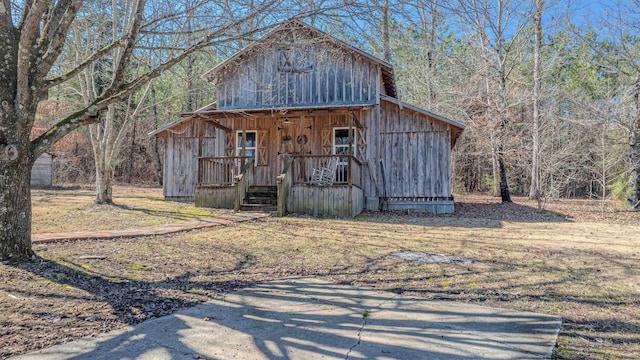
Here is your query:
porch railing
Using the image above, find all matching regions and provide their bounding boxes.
[276,157,294,217]
[234,157,255,212]
[291,155,362,187]
[198,156,252,186]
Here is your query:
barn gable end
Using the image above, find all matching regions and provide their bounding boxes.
[203,20,394,110]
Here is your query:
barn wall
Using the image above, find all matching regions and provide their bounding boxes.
[31,153,53,188]
[379,99,452,199]
[162,119,222,199]
[214,33,379,110]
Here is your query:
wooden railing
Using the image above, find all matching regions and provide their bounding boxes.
[234,157,255,212]
[198,156,252,186]
[291,155,362,187]
[276,157,294,217]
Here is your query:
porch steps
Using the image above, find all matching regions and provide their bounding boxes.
[240,186,277,213]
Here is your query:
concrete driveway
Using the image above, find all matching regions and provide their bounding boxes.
[13,278,562,360]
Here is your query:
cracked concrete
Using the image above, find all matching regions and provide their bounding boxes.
[12,277,562,360]
[344,314,366,359]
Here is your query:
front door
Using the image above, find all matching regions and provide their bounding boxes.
[277,116,312,172]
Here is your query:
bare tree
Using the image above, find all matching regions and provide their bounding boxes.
[529,0,543,204]
[452,0,531,202]
[0,0,281,261]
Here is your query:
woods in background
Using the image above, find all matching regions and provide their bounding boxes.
[38,1,639,208]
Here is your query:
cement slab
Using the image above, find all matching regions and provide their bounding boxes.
[12,278,562,360]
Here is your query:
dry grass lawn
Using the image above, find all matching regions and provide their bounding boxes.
[31,186,228,233]
[1,187,639,359]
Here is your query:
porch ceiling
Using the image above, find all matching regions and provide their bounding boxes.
[182,102,375,119]
[150,103,374,138]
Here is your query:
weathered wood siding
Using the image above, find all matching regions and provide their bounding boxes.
[31,153,53,188]
[379,99,452,199]
[213,31,379,109]
[162,119,222,199]
[195,185,235,208]
[218,113,356,186]
[287,185,363,217]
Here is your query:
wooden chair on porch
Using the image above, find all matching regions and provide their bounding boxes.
[310,157,338,186]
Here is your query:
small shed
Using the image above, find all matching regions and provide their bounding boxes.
[31,153,54,188]
[151,19,465,216]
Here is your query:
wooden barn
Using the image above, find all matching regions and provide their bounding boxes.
[30,152,54,188]
[151,20,465,217]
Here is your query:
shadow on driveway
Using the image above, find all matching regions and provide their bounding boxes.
[12,278,562,360]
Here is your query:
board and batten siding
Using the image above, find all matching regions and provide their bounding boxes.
[379,99,452,199]
[288,185,363,217]
[213,39,379,110]
[162,119,222,199]
[217,113,356,186]
[31,153,53,188]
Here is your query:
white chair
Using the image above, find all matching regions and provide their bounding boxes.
[310,157,338,186]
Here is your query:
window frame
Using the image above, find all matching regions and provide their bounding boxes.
[236,130,258,164]
[332,127,356,164]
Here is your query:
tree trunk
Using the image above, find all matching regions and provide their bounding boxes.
[497,147,512,203]
[126,121,136,184]
[629,140,640,209]
[491,151,499,196]
[0,150,34,261]
[529,0,543,201]
[627,76,640,210]
[381,0,391,63]
[151,86,163,186]
[0,20,34,261]
[95,165,114,205]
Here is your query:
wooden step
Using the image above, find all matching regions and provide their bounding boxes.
[239,203,277,213]
[246,191,277,199]
[248,186,277,193]
[245,196,277,205]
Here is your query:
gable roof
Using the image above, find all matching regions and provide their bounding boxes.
[201,19,397,98]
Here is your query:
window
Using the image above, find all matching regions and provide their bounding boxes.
[236,131,257,164]
[333,128,356,164]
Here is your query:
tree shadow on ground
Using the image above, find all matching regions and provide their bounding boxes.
[348,200,569,229]
[7,275,564,360]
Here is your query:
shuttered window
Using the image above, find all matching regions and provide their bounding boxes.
[236,131,257,164]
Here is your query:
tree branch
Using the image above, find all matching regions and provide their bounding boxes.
[32,0,280,158]
[108,0,146,95]
[16,0,33,30]
[43,36,126,90]
[36,0,83,84]
[16,0,51,106]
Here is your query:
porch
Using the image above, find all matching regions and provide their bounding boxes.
[195,154,364,218]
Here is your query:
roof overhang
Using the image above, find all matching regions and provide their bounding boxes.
[149,102,376,138]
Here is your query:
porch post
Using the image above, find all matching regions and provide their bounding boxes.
[198,118,203,157]
[241,117,247,166]
[349,110,354,185]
